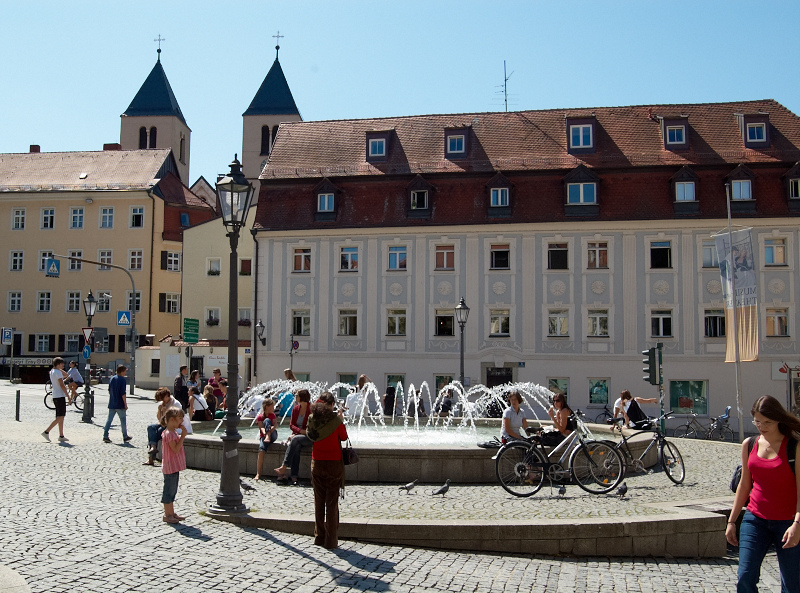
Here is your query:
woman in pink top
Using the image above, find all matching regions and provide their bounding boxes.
[727,395,800,592]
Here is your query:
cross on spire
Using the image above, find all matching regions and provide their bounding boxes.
[154,34,166,60]
[272,30,284,59]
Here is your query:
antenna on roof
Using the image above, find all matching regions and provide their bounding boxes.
[273,30,284,60]
[503,61,514,112]
[154,34,165,61]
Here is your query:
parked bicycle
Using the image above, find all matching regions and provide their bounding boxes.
[606,411,685,484]
[44,379,87,412]
[493,411,625,497]
[673,406,734,442]
[593,404,614,424]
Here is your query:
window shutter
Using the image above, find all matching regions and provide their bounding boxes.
[48,334,55,352]
[119,334,126,353]
[241,259,252,275]
[159,293,166,313]
[161,251,168,270]
[109,335,116,352]
[28,334,35,352]
[58,335,65,351]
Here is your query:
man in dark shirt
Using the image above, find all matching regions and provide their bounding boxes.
[103,365,132,443]
[173,365,189,411]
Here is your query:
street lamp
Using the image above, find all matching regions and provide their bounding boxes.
[455,297,470,386]
[81,291,97,423]
[255,319,266,346]
[209,155,256,515]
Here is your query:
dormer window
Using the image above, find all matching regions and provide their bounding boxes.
[369,138,385,157]
[447,135,465,154]
[783,162,800,212]
[562,165,600,217]
[659,116,690,150]
[411,190,428,210]
[318,193,334,212]
[666,126,685,145]
[313,178,339,221]
[486,173,512,218]
[726,165,756,213]
[670,165,699,216]
[731,180,752,200]
[567,183,596,204]
[565,117,597,154]
[737,113,770,148]
[366,131,391,162]
[491,188,509,207]
[570,124,592,148]
[406,175,433,219]
[747,123,766,143]
[444,128,469,158]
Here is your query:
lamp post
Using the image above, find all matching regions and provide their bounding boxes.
[255,319,266,346]
[209,155,255,515]
[82,291,97,423]
[455,297,470,386]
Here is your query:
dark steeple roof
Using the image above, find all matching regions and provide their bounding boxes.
[243,58,300,117]
[123,58,187,125]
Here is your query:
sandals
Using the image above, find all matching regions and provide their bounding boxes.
[290,477,299,486]
[162,515,180,524]
[172,513,186,521]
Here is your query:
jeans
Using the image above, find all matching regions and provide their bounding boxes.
[103,409,128,439]
[283,435,312,477]
[738,511,800,593]
[161,472,180,504]
[147,423,165,446]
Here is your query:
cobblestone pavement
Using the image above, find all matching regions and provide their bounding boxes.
[0,381,787,592]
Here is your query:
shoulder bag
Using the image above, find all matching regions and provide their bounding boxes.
[341,438,359,465]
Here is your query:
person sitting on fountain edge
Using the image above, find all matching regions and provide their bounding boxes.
[501,390,529,443]
[533,392,575,447]
[613,389,658,429]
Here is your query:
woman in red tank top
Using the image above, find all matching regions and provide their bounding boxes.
[727,395,800,593]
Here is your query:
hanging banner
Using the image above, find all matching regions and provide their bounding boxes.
[713,228,758,362]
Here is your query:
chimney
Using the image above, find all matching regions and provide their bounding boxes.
[103,143,121,151]
[29,145,40,153]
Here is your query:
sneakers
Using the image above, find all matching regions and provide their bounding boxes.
[103,437,112,443]
[123,436,133,442]
[41,431,51,442]
[58,436,68,442]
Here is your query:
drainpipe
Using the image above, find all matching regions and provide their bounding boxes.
[251,227,260,379]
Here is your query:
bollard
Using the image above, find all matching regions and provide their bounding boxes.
[15,389,20,421]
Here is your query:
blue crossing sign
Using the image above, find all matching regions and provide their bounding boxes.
[45,258,60,277]
[117,311,132,326]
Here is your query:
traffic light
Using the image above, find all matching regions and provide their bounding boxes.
[642,347,659,385]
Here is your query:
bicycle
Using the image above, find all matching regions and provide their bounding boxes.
[493,411,626,497]
[673,406,734,442]
[606,411,685,484]
[44,379,86,412]
[593,404,614,424]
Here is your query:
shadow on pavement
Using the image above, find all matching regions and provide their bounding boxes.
[168,523,213,541]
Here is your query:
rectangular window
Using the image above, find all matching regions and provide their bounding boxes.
[41,208,55,229]
[548,309,569,337]
[166,252,181,272]
[732,180,752,200]
[292,310,311,336]
[70,207,84,229]
[747,123,766,142]
[97,291,111,312]
[37,291,51,313]
[548,243,569,270]
[128,249,143,270]
[318,193,334,212]
[65,334,80,353]
[490,309,510,337]
[68,250,82,271]
[36,334,50,353]
[10,251,23,271]
[447,135,465,154]
[207,258,221,275]
[587,242,607,269]
[670,380,708,415]
[666,126,685,145]
[704,309,726,338]
[8,292,21,312]
[239,259,252,276]
[435,310,454,337]
[293,248,311,272]
[651,310,673,337]
[702,240,719,268]
[238,308,251,323]
[369,138,386,157]
[100,207,114,228]
[650,241,672,268]
[39,251,53,272]
[767,308,789,337]
[127,290,141,313]
[12,209,25,230]
[490,244,510,270]
[411,190,428,210]
[340,247,358,271]
[66,291,81,313]
[337,373,358,400]
[570,124,593,148]
[338,309,358,336]
[165,293,180,314]
[130,206,145,228]
[790,179,800,199]
[765,238,786,266]
[435,245,455,270]
[490,188,509,207]
[180,212,190,227]
[567,182,596,204]
[98,250,112,271]
[388,246,407,270]
[387,309,407,336]
[587,309,609,336]
[589,379,609,405]
[675,181,695,201]
[206,307,220,325]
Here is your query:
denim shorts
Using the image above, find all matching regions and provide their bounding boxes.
[161,472,180,504]
[259,429,278,451]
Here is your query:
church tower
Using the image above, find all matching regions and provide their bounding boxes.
[242,35,302,180]
[120,46,191,183]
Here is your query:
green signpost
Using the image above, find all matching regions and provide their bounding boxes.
[183,318,199,344]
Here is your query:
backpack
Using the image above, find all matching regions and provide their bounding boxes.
[626,400,653,429]
[730,435,797,494]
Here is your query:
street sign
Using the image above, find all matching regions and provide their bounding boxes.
[45,258,60,277]
[117,310,131,326]
[82,327,94,342]
[1,328,11,346]
[82,345,92,359]
[183,318,199,343]
[292,340,300,351]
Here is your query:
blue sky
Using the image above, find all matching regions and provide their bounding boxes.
[2,0,800,185]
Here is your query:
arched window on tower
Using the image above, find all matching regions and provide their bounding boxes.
[179,137,185,163]
[260,126,270,155]
[149,127,157,149]
[271,126,279,152]
[139,127,147,149]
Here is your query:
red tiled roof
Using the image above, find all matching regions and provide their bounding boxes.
[157,171,214,209]
[260,99,800,180]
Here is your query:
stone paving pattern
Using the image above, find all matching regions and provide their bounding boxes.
[0,382,788,592]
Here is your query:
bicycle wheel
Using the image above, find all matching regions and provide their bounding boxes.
[709,426,734,442]
[571,441,625,494]
[44,392,55,410]
[72,393,84,412]
[594,411,610,424]
[672,424,695,439]
[660,440,685,484]
[495,442,546,497]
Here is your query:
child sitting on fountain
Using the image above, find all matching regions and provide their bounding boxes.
[254,398,278,480]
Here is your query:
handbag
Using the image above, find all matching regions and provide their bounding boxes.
[341,438,359,465]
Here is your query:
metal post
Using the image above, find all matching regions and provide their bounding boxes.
[459,323,465,386]
[82,309,94,423]
[657,342,665,433]
[725,183,745,442]
[15,389,20,422]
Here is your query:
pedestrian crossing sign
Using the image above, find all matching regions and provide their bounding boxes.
[45,258,60,277]
[117,311,131,326]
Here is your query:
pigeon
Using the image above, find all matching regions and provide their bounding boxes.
[240,479,257,493]
[616,482,628,499]
[432,479,451,497]
[557,485,567,497]
[399,479,419,494]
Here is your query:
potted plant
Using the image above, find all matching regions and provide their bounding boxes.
[206,318,219,326]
